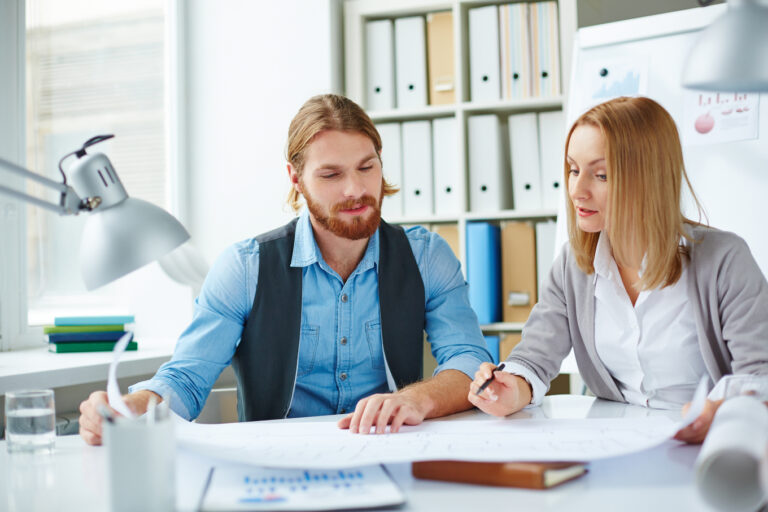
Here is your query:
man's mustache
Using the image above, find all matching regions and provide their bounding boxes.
[331,195,378,213]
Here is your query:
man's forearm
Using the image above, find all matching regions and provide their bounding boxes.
[398,369,473,419]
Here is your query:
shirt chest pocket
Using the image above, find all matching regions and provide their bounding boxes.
[365,320,385,370]
[296,325,319,377]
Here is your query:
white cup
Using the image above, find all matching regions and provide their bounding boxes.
[103,400,175,512]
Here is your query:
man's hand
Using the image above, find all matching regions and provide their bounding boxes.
[337,369,474,434]
[78,390,161,445]
[467,362,532,417]
[673,399,723,444]
[337,391,430,434]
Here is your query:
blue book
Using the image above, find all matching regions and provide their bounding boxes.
[466,222,501,324]
[54,315,135,326]
[48,331,128,343]
[484,336,500,364]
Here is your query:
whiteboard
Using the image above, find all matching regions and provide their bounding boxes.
[555,4,768,277]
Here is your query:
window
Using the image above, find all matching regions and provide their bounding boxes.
[24,0,169,324]
[0,0,186,351]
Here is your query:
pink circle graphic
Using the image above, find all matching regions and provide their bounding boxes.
[695,113,714,134]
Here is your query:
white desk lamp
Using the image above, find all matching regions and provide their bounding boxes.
[683,0,768,91]
[0,134,190,290]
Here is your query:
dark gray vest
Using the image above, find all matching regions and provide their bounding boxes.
[231,218,426,422]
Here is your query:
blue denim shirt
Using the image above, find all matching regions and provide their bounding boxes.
[131,210,492,420]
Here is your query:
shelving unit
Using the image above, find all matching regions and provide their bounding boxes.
[344,0,577,343]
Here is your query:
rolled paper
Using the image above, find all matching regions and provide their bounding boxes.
[695,396,768,512]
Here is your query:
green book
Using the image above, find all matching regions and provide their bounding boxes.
[43,324,124,334]
[48,341,138,353]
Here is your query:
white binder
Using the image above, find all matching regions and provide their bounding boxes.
[401,120,433,217]
[468,6,501,102]
[530,1,561,97]
[508,113,542,211]
[535,220,557,294]
[394,16,428,109]
[365,20,396,111]
[468,115,507,212]
[538,110,567,211]
[376,123,403,219]
[499,3,532,99]
[432,117,460,215]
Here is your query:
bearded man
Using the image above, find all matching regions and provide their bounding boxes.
[78,94,492,445]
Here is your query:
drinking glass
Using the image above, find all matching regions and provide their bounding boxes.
[4,389,56,454]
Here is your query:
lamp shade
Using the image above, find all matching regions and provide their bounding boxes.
[79,197,190,290]
[682,0,768,91]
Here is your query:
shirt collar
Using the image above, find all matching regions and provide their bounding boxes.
[289,208,380,274]
[593,231,614,281]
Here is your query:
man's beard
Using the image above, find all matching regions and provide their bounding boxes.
[302,183,383,241]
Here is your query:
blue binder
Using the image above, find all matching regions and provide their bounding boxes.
[466,222,501,324]
[484,335,500,364]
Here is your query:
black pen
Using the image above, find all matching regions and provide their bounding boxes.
[475,363,506,396]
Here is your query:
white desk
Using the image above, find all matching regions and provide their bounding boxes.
[0,395,711,511]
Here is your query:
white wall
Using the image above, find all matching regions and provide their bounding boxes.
[183,0,342,263]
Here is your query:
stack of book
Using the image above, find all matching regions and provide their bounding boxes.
[45,315,137,353]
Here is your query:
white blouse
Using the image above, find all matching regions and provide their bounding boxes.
[506,233,711,409]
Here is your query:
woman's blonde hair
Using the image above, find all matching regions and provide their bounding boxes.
[565,96,704,290]
[285,94,398,212]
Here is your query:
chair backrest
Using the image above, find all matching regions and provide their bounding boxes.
[195,387,238,424]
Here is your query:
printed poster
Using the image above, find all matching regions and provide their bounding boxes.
[682,91,759,146]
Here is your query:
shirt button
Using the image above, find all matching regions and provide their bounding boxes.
[340,372,348,381]
[340,408,346,414]
[340,337,347,345]
[341,294,348,303]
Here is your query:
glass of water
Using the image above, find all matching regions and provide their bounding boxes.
[4,389,56,454]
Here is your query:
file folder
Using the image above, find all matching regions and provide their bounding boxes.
[423,333,438,378]
[468,114,509,212]
[501,221,537,323]
[377,122,404,218]
[485,336,501,364]
[538,110,567,211]
[508,113,543,211]
[500,333,522,361]
[499,3,532,99]
[433,223,459,259]
[530,1,561,97]
[432,117,460,215]
[366,20,396,111]
[466,222,501,324]
[395,16,428,109]
[426,11,455,105]
[535,220,557,295]
[468,5,501,102]
[401,120,434,216]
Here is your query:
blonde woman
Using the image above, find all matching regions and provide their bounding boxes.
[468,96,768,443]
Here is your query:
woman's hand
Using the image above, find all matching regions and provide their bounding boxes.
[467,362,532,417]
[673,399,723,444]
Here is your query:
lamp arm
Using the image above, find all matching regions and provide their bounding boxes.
[0,156,90,215]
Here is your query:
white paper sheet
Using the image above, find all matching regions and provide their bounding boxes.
[106,331,135,418]
[177,414,684,469]
[676,375,710,431]
[201,464,405,511]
